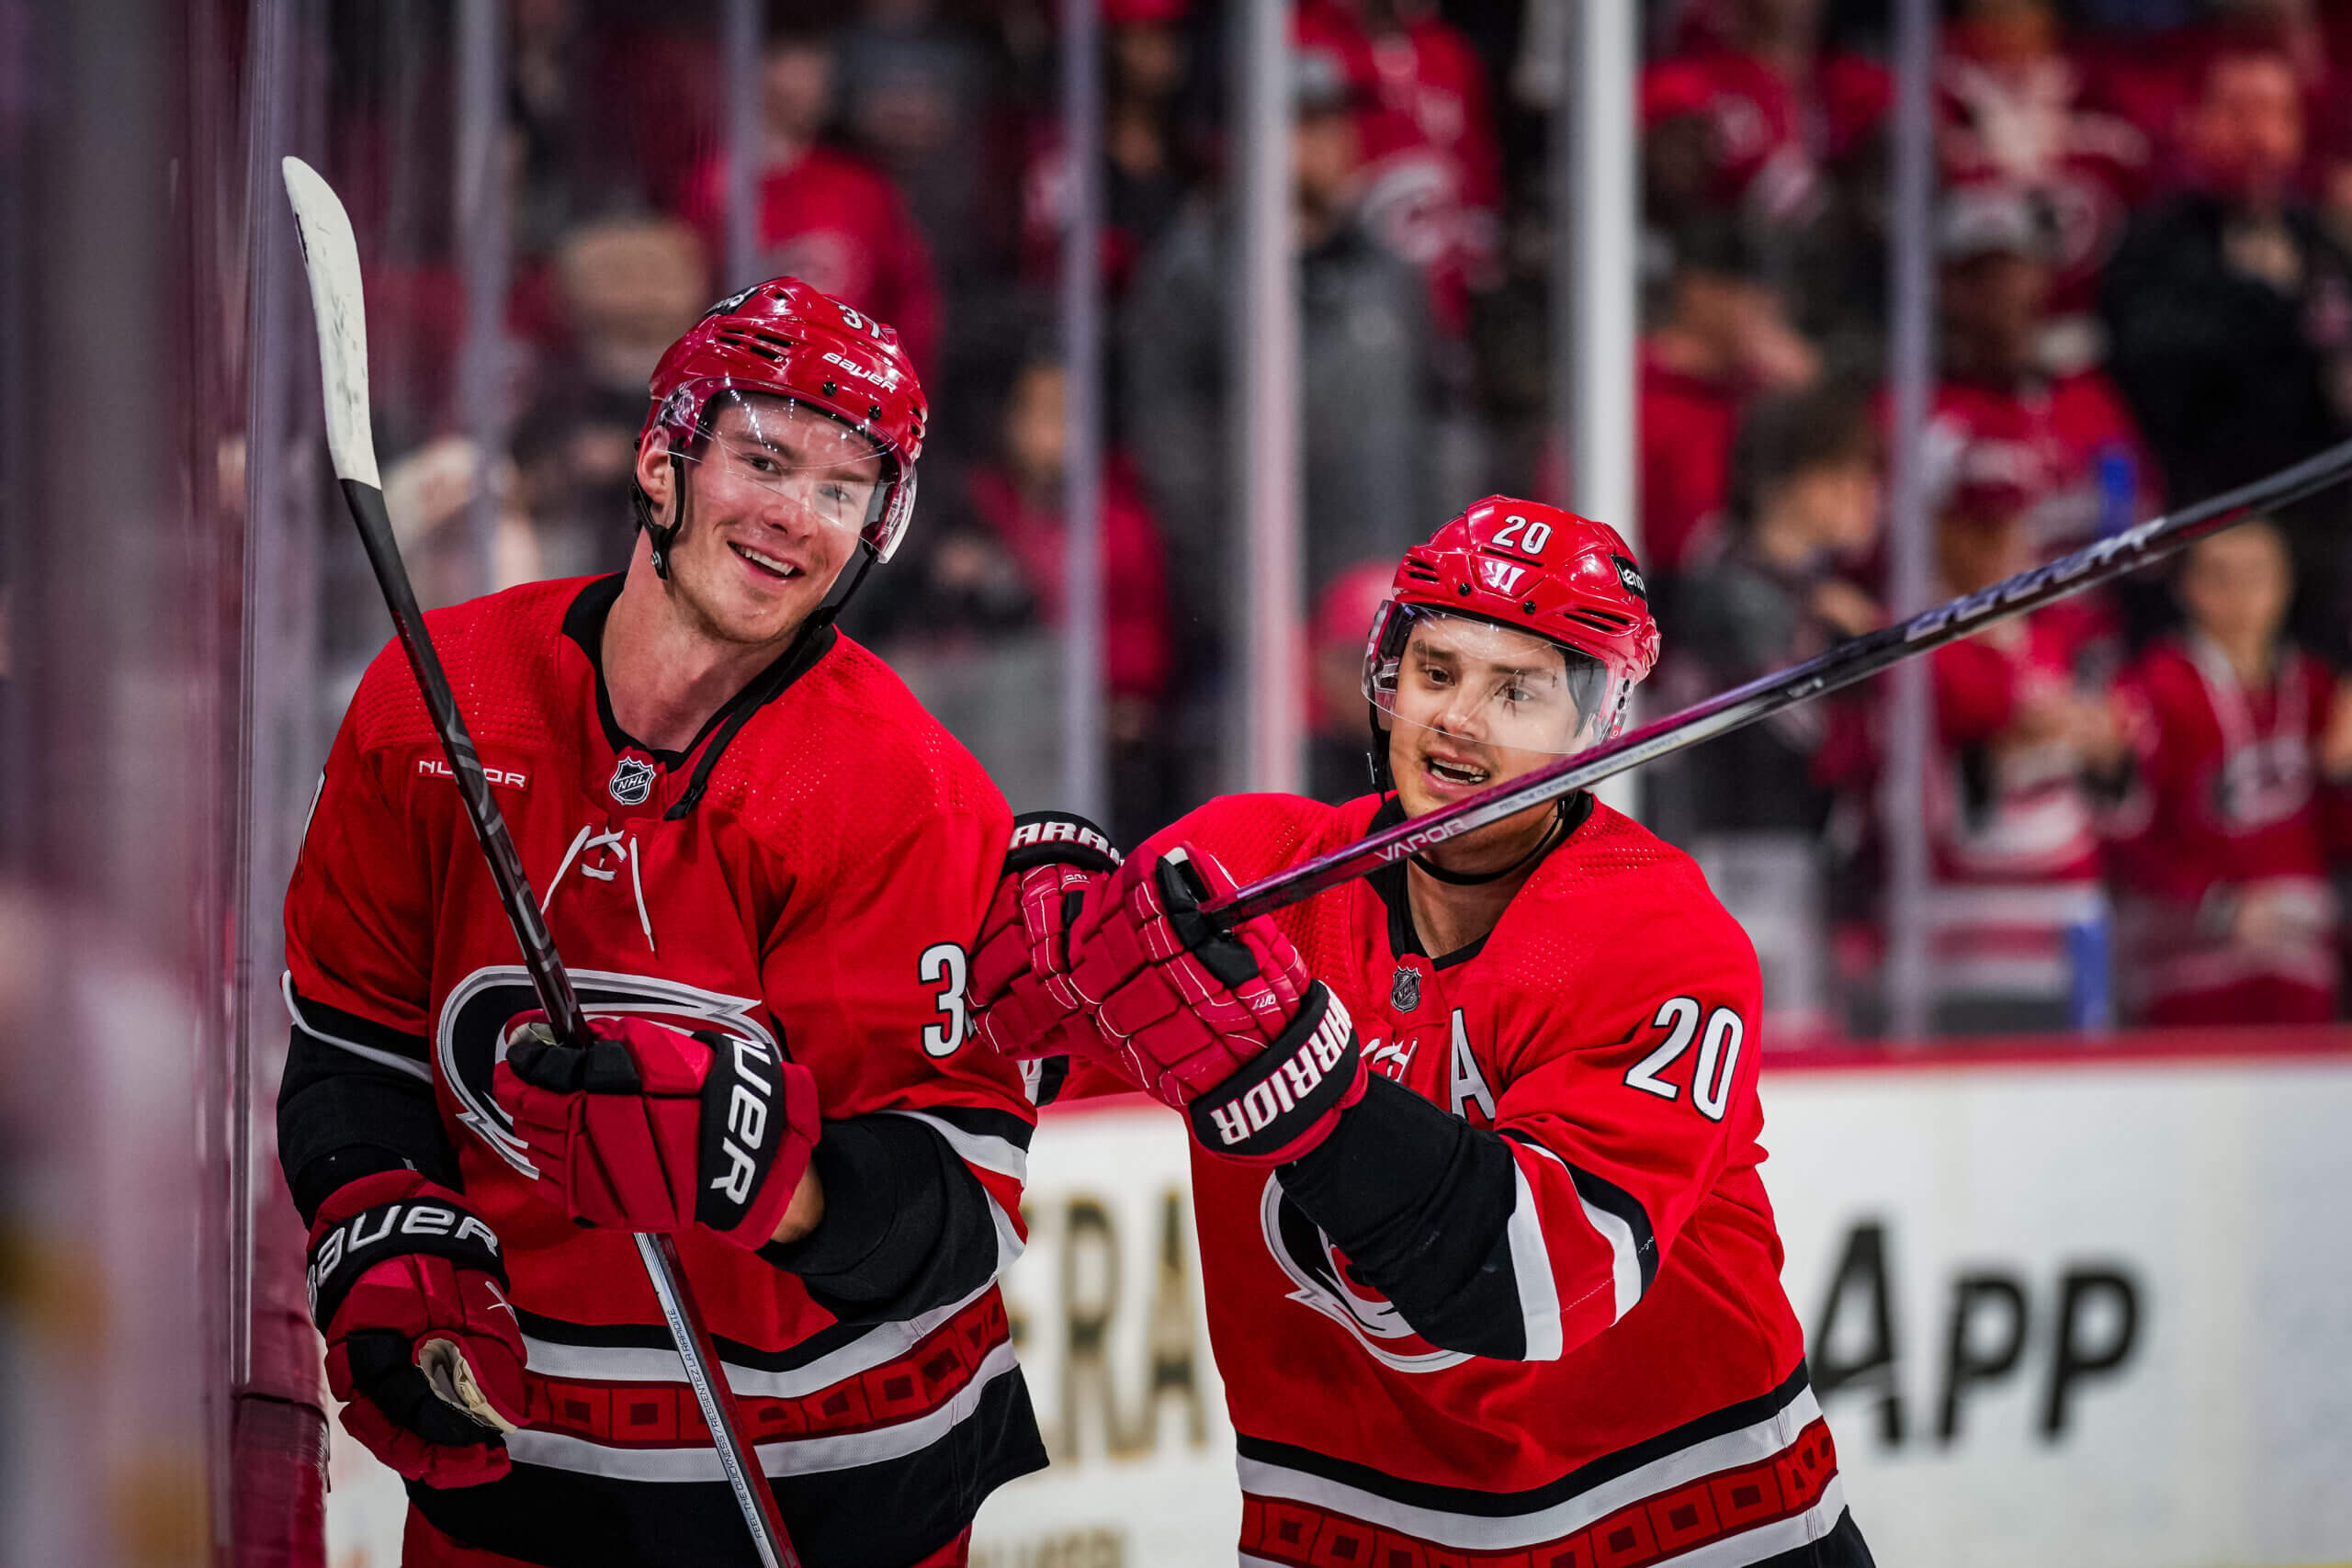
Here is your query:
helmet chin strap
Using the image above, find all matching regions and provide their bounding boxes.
[809,543,878,627]
[628,453,690,580]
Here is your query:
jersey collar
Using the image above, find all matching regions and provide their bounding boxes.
[560,572,840,818]
[1365,789,1595,969]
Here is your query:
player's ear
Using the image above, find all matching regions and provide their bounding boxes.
[635,433,675,516]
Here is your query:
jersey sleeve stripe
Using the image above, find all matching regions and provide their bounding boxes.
[283,973,432,1081]
[1572,1179,1644,1325]
[1499,1132,1659,1324]
[894,1102,1035,1150]
[1503,1159,1565,1361]
[881,1108,1029,1185]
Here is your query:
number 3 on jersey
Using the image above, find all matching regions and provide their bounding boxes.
[919,942,969,1057]
[1623,997,1743,1121]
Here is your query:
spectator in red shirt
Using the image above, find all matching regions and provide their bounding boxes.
[1927,477,2132,892]
[1934,0,2152,336]
[1297,0,1504,338]
[1639,218,1819,580]
[1639,0,1890,231]
[1926,184,2158,565]
[1909,473,2136,1027]
[2107,519,2352,1025]
[677,19,944,378]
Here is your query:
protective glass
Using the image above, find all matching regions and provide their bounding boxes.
[670,388,916,559]
[1365,604,1628,757]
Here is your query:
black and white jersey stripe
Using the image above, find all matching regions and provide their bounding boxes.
[1234,1366,1847,1567]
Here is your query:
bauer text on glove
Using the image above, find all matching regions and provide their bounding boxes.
[305,1169,527,1488]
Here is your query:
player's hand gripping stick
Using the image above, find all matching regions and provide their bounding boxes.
[304,1171,527,1488]
[283,156,801,1567]
[971,811,1125,1065]
[497,1013,821,1246]
[1063,844,1367,1164]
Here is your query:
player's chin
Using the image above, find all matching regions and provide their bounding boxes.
[702,554,832,637]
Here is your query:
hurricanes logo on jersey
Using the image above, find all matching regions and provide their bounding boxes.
[436,966,777,1177]
[608,755,657,806]
[1259,1174,1471,1373]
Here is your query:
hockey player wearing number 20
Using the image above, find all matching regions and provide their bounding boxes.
[280,277,1046,1567]
[977,499,1871,1566]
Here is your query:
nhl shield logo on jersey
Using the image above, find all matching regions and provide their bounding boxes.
[1260,1175,1470,1373]
[1390,964,1421,1013]
[608,754,658,806]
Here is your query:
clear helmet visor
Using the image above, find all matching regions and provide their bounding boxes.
[1364,604,1632,760]
[667,388,916,560]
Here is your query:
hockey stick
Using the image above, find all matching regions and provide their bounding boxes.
[280,156,801,1568]
[1207,434,2352,927]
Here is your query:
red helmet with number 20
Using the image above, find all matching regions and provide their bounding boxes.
[1364,497,1661,750]
[639,276,929,563]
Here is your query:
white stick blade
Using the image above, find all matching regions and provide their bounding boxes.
[280,155,381,489]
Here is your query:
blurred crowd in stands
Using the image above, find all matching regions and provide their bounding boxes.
[320,0,2352,1040]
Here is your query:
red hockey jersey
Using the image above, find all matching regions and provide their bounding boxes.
[1928,604,2114,888]
[283,575,1043,1565]
[1923,371,2154,558]
[678,146,944,378]
[1122,792,1846,1566]
[2106,634,2348,1024]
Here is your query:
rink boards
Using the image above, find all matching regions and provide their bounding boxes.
[320,1034,2352,1567]
[972,1034,2352,1568]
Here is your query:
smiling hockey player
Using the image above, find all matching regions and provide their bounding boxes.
[280,278,1044,1567]
[976,498,1871,1566]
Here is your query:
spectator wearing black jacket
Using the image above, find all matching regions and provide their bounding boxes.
[2100,43,2352,507]
[1654,383,1883,839]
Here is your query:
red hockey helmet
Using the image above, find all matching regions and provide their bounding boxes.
[1364,498,1661,755]
[638,276,929,567]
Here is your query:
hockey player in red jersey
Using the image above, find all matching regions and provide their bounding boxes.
[280,277,1044,1567]
[975,499,1871,1566]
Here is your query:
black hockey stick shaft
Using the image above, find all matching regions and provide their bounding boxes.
[282,158,799,1568]
[1208,434,2352,927]
[338,483,589,1037]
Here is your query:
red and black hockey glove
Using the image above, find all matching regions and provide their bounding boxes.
[305,1170,527,1489]
[493,1013,820,1247]
[972,810,1126,1066]
[1066,844,1366,1163]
